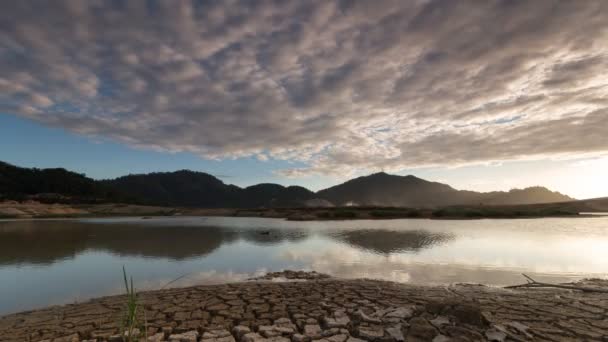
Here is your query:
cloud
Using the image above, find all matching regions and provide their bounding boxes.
[1,0,608,176]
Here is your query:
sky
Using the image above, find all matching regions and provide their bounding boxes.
[1,0,608,199]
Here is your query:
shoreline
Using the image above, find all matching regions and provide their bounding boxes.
[1,272,607,342]
[1,201,602,221]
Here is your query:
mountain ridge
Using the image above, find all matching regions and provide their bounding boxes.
[0,161,574,208]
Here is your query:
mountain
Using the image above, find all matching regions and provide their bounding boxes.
[100,170,243,207]
[243,184,316,208]
[316,172,573,207]
[0,161,575,208]
[0,161,124,203]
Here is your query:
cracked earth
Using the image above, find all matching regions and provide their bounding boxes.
[1,272,607,342]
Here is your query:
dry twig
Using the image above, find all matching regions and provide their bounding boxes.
[505,274,608,293]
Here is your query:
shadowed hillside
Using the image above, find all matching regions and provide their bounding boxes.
[317,172,573,207]
[0,161,577,209]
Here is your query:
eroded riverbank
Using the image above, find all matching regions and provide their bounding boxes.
[1,272,607,342]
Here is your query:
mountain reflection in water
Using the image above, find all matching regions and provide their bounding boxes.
[330,229,454,254]
[2,216,608,315]
[0,219,449,265]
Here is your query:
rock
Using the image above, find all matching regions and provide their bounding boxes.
[451,304,487,327]
[233,325,252,339]
[384,306,415,320]
[292,333,310,342]
[346,337,366,342]
[174,311,191,321]
[357,325,384,339]
[356,310,382,324]
[432,335,451,342]
[259,325,281,338]
[108,334,122,342]
[386,324,405,341]
[52,334,79,342]
[304,324,322,339]
[217,337,237,342]
[326,334,348,342]
[485,328,507,342]
[506,322,533,339]
[267,338,290,342]
[275,318,293,326]
[162,326,174,336]
[148,332,165,342]
[407,317,438,341]
[324,314,350,328]
[208,303,230,311]
[429,316,451,328]
[443,326,484,341]
[242,332,265,342]
[169,330,199,342]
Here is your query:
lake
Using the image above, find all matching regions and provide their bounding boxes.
[1,216,607,315]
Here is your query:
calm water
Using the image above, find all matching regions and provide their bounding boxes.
[1,216,608,315]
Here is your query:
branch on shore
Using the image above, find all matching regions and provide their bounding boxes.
[505,274,608,293]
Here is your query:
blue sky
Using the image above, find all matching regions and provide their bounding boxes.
[2,114,607,199]
[0,114,336,190]
[1,1,608,199]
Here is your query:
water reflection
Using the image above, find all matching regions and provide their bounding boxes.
[330,229,454,254]
[1,216,608,315]
[0,219,451,265]
[0,220,238,265]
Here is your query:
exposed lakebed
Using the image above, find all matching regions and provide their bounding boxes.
[1,216,607,315]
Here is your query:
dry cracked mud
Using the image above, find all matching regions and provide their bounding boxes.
[1,272,608,342]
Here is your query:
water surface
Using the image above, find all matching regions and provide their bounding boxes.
[1,216,607,315]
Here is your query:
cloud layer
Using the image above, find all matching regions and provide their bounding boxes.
[2,0,608,176]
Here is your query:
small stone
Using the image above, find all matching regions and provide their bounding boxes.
[384,306,415,320]
[386,324,405,341]
[53,334,79,342]
[108,334,122,342]
[276,326,295,334]
[357,325,384,339]
[485,328,507,342]
[169,330,199,342]
[175,311,191,321]
[326,334,348,342]
[506,322,533,339]
[432,335,451,342]
[356,310,381,324]
[324,316,350,328]
[275,318,293,325]
[304,324,322,338]
[429,316,451,328]
[266,338,290,342]
[451,304,487,327]
[292,333,310,342]
[233,325,252,339]
[208,303,230,311]
[407,317,438,341]
[242,332,265,342]
[346,337,366,342]
[259,325,281,338]
[148,332,165,342]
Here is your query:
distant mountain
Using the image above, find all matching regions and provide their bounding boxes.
[243,184,316,208]
[476,186,573,206]
[100,170,243,207]
[0,161,575,208]
[0,161,124,203]
[316,172,573,207]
